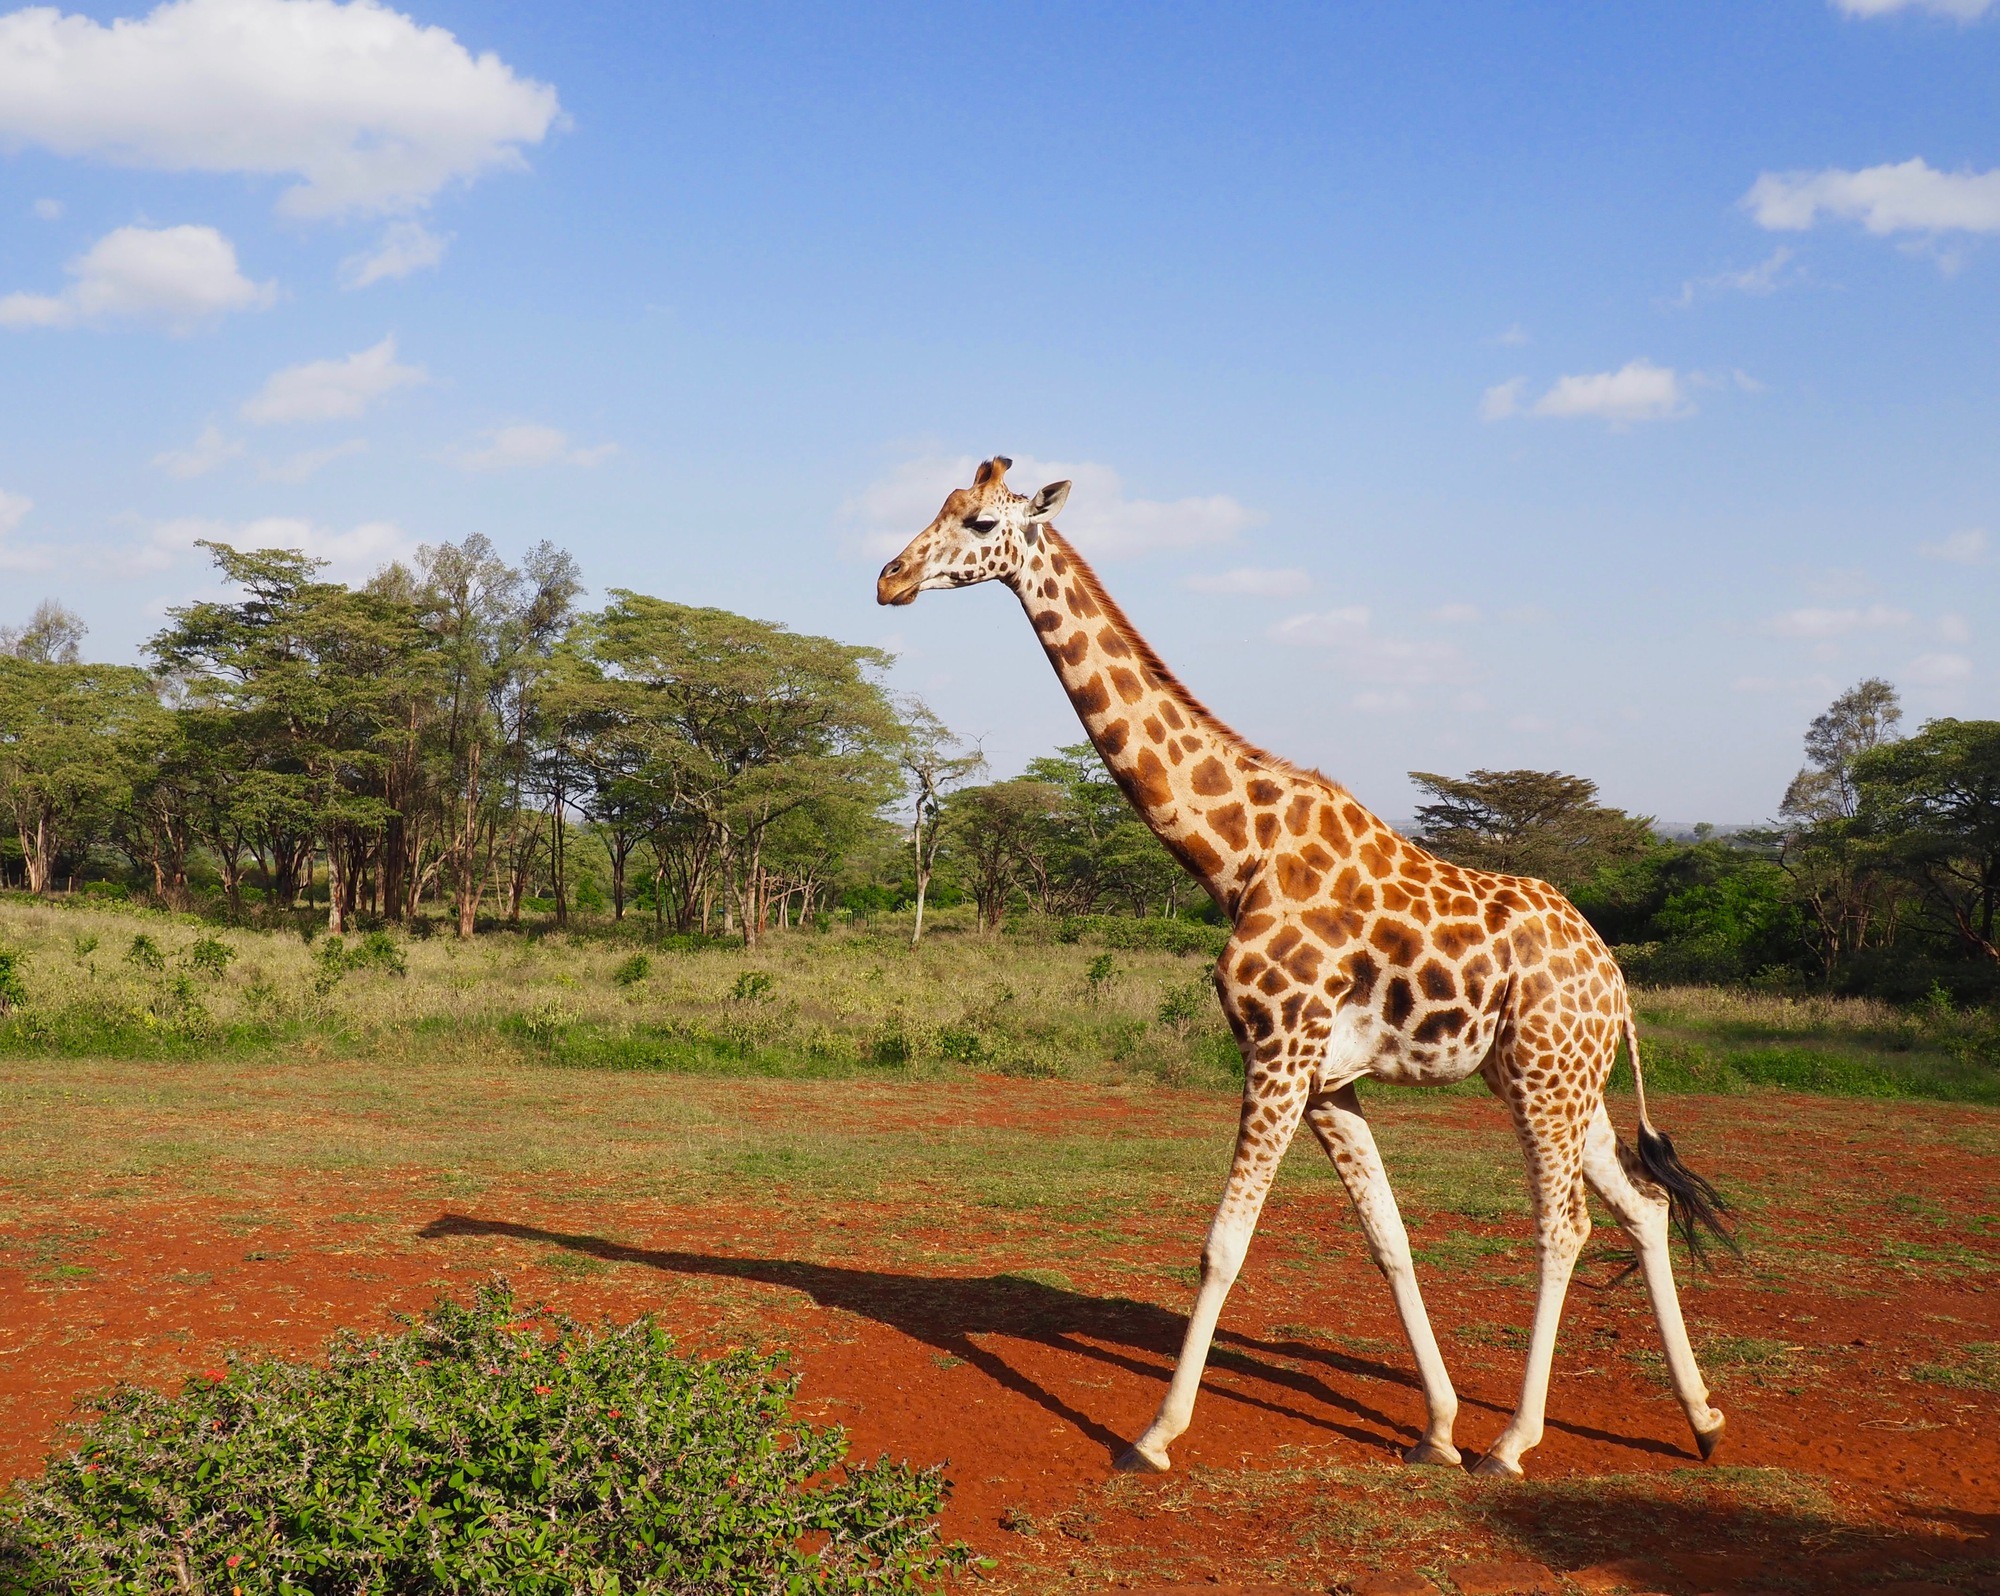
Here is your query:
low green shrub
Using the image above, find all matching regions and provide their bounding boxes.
[611,952,652,987]
[185,936,236,977]
[0,949,24,1015]
[0,1279,968,1595]
[124,934,165,972]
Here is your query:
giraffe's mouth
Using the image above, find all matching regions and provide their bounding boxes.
[876,555,924,606]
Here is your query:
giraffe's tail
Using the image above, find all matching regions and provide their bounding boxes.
[1622,1006,1739,1266]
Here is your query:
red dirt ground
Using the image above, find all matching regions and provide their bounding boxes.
[3,1086,1997,1594]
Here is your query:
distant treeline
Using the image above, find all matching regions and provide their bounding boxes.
[1406,679,2000,1003]
[3,551,1998,999]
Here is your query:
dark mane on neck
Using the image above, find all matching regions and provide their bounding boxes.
[1042,528,1337,792]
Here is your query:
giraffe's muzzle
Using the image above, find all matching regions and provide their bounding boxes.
[876,554,923,606]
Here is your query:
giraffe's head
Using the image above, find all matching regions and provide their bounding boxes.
[876,456,1071,606]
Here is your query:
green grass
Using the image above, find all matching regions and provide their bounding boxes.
[5,894,1999,1109]
[1624,985,2000,1103]
[1909,1341,2000,1392]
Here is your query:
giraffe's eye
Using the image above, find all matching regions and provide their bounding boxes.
[966,517,999,536]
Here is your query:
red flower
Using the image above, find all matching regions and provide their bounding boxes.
[203,1369,226,1383]
[534,1384,552,1395]
[227,1555,242,1569]
[606,1407,621,1419]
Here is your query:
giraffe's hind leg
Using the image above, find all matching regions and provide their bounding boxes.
[1473,1101,1592,1480]
[1305,1082,1461,1466]
[1581,1102,1726,1459]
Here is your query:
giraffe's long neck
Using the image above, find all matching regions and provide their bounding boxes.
[1009,529,1299,913]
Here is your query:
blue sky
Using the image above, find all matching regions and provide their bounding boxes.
[1,0,1996,823]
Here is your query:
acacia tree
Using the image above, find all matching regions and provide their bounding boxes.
[583,594,901,946]
[150,544,419,932]
[1855,718,2000,966]
[1409,768,1653,890]
[943,779,1061,931]
[0,658,154,894]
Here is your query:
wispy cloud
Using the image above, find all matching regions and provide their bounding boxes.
[1904,651,1973,684]
[152,422,244,479]
[1666,247,1798,308]
[1764,604,1912,638]
[242,336,426,425]
[1921,528,1987,564]
[1482,360,1693,425]
[450,423,616,472]
[340,220,449,289]
[0,488,54,572]
[1183,566,1310,597]
[260,439,367,483]
[1831,0,1992,18]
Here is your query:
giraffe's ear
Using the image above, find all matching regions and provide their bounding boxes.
[1026,479,1070,523]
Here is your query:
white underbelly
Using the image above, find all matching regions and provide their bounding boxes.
[1313,1001,1490,1092]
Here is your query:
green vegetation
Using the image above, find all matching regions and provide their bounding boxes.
[0,1280,967,1595]
[3,893,1996,1102]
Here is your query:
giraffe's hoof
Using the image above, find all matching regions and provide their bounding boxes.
[1113,1442,1171,1474]
[1694,1412,1726,1462]
[1471,1451,1526,1480]
[1402,1439,1463,1468]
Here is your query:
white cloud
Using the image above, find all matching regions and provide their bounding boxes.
[0,223,273,332]
[1490,323,1530,347]
[1182,566,1310,597]
[261,438,367,482]
[450,422,616,472]
[1905,651,1974,684]
[1429,602,1480,625]
[143,513,415,580]
[1922,528,1987,564]
[1668,247,1797,308]
[1532,360,1692,423]
[340,219,448,288]
[241,335,425,424]
[1478,378,1526,422]
[31,197,62,220]
[1765,603,1913,638]
[847,452,1260,560]
[0,0,562,219]
[1745,158,2000,236]
[153,422,245,478]
[1832,0,1992,17]
[0,488,54,572]
[1272,603,1471,694]
[1271,605,1372,644]
[1481,361,1691,425]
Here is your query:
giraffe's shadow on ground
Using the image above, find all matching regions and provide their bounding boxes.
[418,1213,1689,1467]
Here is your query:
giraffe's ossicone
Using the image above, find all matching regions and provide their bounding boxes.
[878,456,1736,1480]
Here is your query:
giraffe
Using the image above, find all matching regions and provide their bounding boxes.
[876,456,1737,1479]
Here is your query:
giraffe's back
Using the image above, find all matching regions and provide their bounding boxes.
[1218,773,1628,1095]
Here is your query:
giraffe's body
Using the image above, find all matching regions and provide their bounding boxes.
[878,459,1732,1478]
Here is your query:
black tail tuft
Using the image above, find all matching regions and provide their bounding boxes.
[1635,1122,1740,1267]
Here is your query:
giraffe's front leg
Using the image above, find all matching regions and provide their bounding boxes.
[1118,1057,1311,1472]
[1305,1083,1462,1466]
